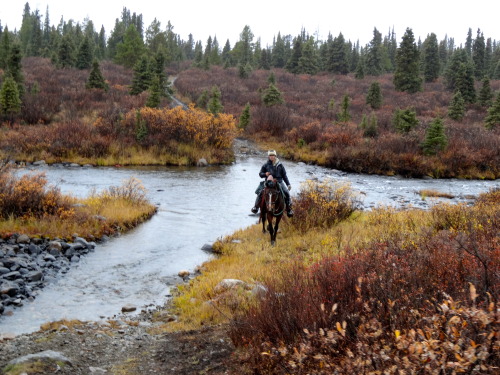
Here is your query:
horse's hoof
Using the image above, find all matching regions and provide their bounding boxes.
[271,241,275,246]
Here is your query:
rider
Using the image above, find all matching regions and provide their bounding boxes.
[251,150,294,217]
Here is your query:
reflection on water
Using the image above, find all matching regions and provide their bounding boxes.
[1,148,498,335]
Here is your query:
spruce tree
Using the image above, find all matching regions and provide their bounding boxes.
[364,113,378,137]
[262,83,284,107]
[478,77,493,107]
[393,108,418,133]
[146,76,162,108]
[423,33,440,82]
[238,103,251,129]
[448,91,465,121]
[365,28,383,76]
[0,75,21,118]
[422,118,447,155]
[286,35,303,74]
[0,26,11,69]
[472,29,485,79]
[394,28,422,93]
[207,85,224,115]
[114,24,145,69]
[57,34,75,68]
[272,32,287,68]
[130,56,152,95]
[354,58,365,79]
[267,71,276,85]
[484,93,500,130]
[366,81,383,109]
[298,37,319,75]
[337,95,351,122]
[328,32,349,74]
[197,89,210,109]
[86,60,108,91]
[455,61,476,104]
[76,36,93,70]
[6,44,24,97]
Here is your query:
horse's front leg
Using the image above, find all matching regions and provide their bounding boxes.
[272,216,282,245]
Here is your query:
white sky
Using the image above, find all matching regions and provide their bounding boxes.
[1,0,499,47]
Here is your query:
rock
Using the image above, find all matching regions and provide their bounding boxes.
[16,234,30,244]
[71,255,80,263]
[74,237,90,247]
[32,160,47,166]
[43,254,57,262]
[121,304,137,313]
[214,279,247,294]
[8,350,73,366]
[251,283,268,298]
[27,244,42,255]
[48,241,62,252]
[1,283,20,296]
[2,271,21,280]
[0,332,16,341]
[0,267,10,275]
[201,243,214,252]
[69,163,81,168]
[196,158,208,167]
[178,270,190,278]
[25,270,43,282]
[89,367,108,374]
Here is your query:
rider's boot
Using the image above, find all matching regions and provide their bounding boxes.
[286,201,294,217]
[251,192,262,214]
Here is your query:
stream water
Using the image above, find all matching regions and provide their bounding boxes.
[1,140,498,335]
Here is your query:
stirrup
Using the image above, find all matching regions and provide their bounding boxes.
[251,207,258,214]
[286,208,294,217]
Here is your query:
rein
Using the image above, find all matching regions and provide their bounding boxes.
[265,187,285,217]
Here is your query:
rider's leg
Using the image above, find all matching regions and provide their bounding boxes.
[251,186,263,213]
[279,181,294,217]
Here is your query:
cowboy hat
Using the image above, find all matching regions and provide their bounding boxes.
[267,150,277,156]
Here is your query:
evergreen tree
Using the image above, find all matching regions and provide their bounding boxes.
[472,29,486,79]
[484,92,500,129]
[114,24,145,69]
[364,113,378,137]
[221,39,232,67]
[286,35,303,74]
[238,62,252,79]
[6,44,25,97]
[271,32,287,68]
[76,36,93,69]
[192,41,203,68]
[211,36,221,65]
[394,28,422,93]
[96,26,106,59]
[207,85,223,115]
[365,28,383,76]
[393,108,418,133]
[197,89,210,109]
[0,75,21,118]
[354,57,365,79]
[152,51,169,97]
[19,3,33,55]
[57,34,76,68]
[86,60,108,90]
[478,77,494,107]
[268,71,276,84]
[130,55,152,95]
[238,103,251,129]
[298,37,318,75]
[337,94,351,122]
[328,32,349,74]
[0,26,11,69]
[422,118,447,155]
[260,48,271,70]
[146,76,162,108]
[423,33,440,82]
[366,81,383,109]
[448,91,465,121]
[455,60,476,104]
[465,28,473,58]
[262,83,284,106]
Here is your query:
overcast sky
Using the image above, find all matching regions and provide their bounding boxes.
[1,0,499,47]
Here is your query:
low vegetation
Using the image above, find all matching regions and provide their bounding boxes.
[166,181,499,373]
[0,166,156,240]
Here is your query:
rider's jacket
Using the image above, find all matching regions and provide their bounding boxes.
[259,160,291,186]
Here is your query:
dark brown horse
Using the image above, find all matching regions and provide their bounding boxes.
[259,178,285,245]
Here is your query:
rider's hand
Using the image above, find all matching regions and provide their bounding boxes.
[287,185,291,190]
[266,172,270,176]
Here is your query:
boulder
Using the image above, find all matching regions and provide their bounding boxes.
[214,279,247,294]
[1,282,20,296]
[201,243,214,252]
[25,270,43,282]
[48,241,62,252]
[32,160,47,166]
[16,234,30,244]
[121,304,137,313]
[197,158,208,167]
[0,267,10,275]
[8,350,73,366]
[178,270,190,279]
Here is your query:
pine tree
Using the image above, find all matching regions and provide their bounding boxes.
[366,81,383,109]
[364,113,378,137]
[57,34,75,68]
[423,33,440,82]
[337,94,351,122]
[238,103,251,129]
[0,75,21,118]
[448,91,465,121]
[271,32,286,68]
[472,29,485,79]
[455,61,476,104]
[422,118,447,155]
[6,44,25,97]
[394,28,422,93]
[262,83,284,107]
[286,35,303,74]
[114,24,145,69]
[465,28,473,57]
[365,28,383,76]
[146,76,161,108]
[86,60,108,91]
[197,89,210,109]
[298,37,318,75]
[328,32,349,74]
[484,93,500,130]
[76,36,93,69]
[393,108,418,133]
[207,85,223,115]
[267,71,276,84]
[221,39,232,67]
[354,57,365,79]
[478,77,493,107]
[0,26,11,69]
[152,51,169,96]
[129,56,152,95]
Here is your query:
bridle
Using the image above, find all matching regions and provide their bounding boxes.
[265,185,284,217]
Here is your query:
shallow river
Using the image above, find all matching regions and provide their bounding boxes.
[1,141,498,335]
